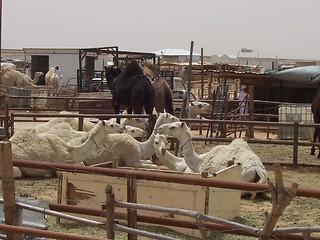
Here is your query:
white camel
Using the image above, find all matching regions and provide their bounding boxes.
[82,113,180,168]
[133,112,180,160]
[154,133,191,172]
[188,101,212,118]
[37,112,96,133]
[1,62,16,70]
[2,69,43,87]
[45,67,59,88]
[36,120,123,146]
[11,120,123,178]
[45,67,60,98]
[157,121,268,184]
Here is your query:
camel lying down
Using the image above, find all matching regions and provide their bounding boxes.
[10,120,124,178]
[157,121,268,184]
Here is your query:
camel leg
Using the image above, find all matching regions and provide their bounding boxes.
[113,102,121,123]
[311,126,320,158]
[135,161,158,169]
[127,108,133,114]
[317,127,320,158]
[140,159,154,165]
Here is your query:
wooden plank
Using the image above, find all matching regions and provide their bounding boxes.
[208,164,242,219]
[59,166,241,238]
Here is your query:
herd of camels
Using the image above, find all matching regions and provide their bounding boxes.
[0,63,61,95]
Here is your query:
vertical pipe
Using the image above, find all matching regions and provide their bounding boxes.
[200,48,204,99]
[188,41,194,102]
[0,0,2,94]
[293,122,299,168]
[248,85,254,138]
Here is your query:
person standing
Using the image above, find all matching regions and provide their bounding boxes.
[55,65,63,79]
[238,85,249,114]
[25,64,31,77]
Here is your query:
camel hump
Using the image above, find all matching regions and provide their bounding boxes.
[124,60,143,77]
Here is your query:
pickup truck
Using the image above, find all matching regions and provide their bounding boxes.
[168,77,196,116]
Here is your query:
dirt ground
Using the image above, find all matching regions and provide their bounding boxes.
[2,122,320,239]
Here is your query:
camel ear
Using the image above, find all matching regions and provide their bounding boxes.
[181,122,186,128]
[101,120,106,126]
[123,125,127,130]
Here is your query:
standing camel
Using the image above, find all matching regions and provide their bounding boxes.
[45,67,59,95]
[311,85,320,157]
[105,60,155,115]
[143,62,174,115]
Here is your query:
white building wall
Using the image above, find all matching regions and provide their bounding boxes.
[49,53,79,86]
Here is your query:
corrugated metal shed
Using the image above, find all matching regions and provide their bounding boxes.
[23,48,80,86]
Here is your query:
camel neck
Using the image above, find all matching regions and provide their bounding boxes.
[179,134,203,173]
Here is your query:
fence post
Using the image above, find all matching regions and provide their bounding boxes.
[248,85,254,138]
[0,141,23,240]
[293,122,299,168]
[106,185,115,240]
[78,116,84,131]
[127,177,137,240]
[10,112,15,137]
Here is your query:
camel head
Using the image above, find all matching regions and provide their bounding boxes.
[102,120,124,134]
[189,101,212,116]
[158,112,180,123]
[154,133,168,148]
[123,117,149,131]
[88,120,123,137]
[155,113,180,130]
[104,65,121,91]
[123,125,146,138]
[154,133,168,157]
[35,72,44,77]
[157,121,191,139]
[143,62,159,78]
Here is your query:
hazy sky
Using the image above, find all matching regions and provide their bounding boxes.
[2,0,320,60]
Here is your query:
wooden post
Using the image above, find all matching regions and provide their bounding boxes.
[0,141,23,240]
[248,85,254,138]
[10,112,15,137]
[78,116,84,131]
[4,97,9,139]
[200,48,204,99]
[260,163,298,240]
[208,73,212,99]
[127,177,137,240]
[106,185,115,240]
[187,41,194,102]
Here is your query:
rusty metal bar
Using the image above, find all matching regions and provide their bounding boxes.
[12,160,320,199]
[49,201,320,240]
[0,223,102,240]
